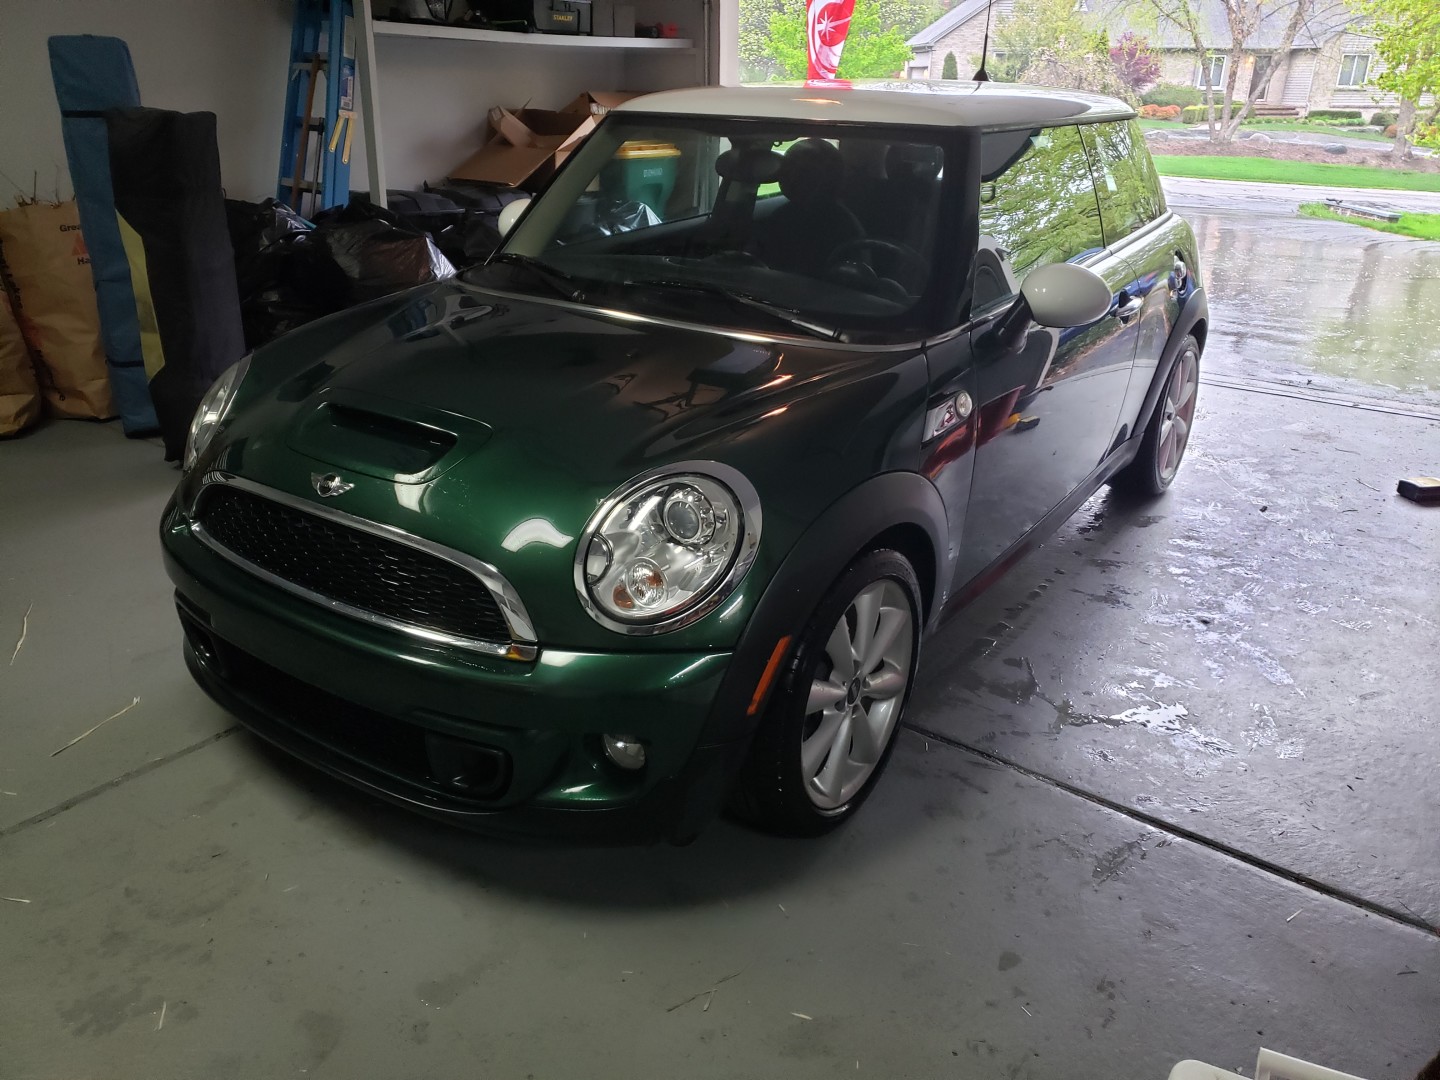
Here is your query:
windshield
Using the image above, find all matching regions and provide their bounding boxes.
[477,115,954,342]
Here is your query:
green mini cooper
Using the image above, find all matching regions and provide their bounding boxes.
[163,81,1207,841]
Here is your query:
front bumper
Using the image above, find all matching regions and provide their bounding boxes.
[162,502,747,843]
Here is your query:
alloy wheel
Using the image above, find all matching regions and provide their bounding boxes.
[1157,348,1198,484]
[800,579,916,811]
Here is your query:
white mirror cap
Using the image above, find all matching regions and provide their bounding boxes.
[1020,262,1114,328]
[497,197,532,238]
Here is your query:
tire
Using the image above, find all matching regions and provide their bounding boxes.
[729,549,922,837]
[1112,335,1201,497]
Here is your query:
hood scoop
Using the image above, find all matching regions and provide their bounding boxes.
[286,389,489,483]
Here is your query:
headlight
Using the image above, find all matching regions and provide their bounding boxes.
[575,464,762,634]
[183,356,251,472]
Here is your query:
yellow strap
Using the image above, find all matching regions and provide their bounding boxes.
[115,213,166,381]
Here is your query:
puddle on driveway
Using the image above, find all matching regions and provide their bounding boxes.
[1182,208,1440,406]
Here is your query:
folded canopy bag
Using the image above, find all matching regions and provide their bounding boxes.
[48,34,159,435]
[107,107,246,462]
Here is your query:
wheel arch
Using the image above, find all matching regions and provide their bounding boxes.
[696,469,948,748]
[1136,288,1208,437]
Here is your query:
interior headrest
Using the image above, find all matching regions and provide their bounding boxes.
[715,146,783,184]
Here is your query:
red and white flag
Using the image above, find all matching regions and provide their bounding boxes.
[806,0,857,81]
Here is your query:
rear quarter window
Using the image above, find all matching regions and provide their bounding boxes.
[1082,120,1166,245]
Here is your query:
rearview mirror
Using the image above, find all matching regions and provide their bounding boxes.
[497,197,532,238]
[1019,262,1113,328]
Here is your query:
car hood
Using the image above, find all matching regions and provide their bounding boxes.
[245,280,857,483]
[191,281,927,649]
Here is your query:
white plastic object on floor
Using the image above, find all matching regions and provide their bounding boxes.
[1168,1050,1369,1080]
[1254,1049,1368,1080]
[1169,1060,1249,1080]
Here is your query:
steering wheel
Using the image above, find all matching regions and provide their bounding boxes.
[831,238,928,293]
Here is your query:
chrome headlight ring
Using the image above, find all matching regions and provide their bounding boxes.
[574,461,762,635]
[183,355,252,472]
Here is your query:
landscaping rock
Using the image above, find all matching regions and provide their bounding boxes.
[1322,144,1348,155]
[1247,133,1274,145]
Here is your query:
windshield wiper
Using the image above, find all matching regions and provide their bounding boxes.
[488,252,586,302]
[620,277,846,342]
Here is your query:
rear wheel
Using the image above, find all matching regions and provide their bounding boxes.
[1113,336,1200,497]
[729,550,921,837]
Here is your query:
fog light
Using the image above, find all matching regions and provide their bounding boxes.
[602,733,647,770]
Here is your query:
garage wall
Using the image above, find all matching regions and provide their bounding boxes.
[0,0,293,202]
[0,0,712,203]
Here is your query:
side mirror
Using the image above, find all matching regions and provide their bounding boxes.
[497,197,532,238]
[1019,262,1113,328]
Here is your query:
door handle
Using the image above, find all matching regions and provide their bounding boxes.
[1114,295,1143,323]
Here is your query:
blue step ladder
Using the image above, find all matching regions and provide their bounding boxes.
[277,0,356,214]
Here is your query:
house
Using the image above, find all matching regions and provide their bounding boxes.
[905,0,1428,121]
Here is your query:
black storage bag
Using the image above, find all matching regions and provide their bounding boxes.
[107,108,246,461]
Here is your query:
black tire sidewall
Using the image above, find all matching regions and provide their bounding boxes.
[1123,336,1201,497]
[735,549,923,836]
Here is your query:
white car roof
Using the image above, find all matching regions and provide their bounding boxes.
[613,81,1136,130]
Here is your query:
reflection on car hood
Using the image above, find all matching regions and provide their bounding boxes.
[254,280,877,483]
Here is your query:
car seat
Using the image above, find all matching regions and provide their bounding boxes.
[753,139,864,276]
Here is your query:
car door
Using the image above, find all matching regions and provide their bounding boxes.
[1079,119,1195,439]
[938,124,1141,594]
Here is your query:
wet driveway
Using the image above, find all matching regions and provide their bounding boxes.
[1176,185,1440,411]
[912,184,1440,927]
[3,181,1437,1079]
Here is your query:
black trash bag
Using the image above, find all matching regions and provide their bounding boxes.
[558,196,661,244]
[107,107,246,461]
[430,212,503,269]
[224,197,311,253]
[222,197,341,350]
[311,199,456,304]
[385,188,507,270]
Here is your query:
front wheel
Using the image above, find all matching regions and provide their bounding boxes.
[729,550,922,837]
[1113,335,1200,497]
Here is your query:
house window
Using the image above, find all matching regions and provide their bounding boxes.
[1337,53,1371,88]
[1196,54,1226,89]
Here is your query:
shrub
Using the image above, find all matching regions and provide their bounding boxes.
[1110,33,1160,93]
[1385,123,1399,137]
[1308,109,1363,121]
[941,51,958,80]
[1369,110,1397,127]
[1181,102,1235,124]
[1142,82,1202,108]
[1158,104,1182,120]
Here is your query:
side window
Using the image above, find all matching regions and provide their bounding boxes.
[976,125,1105,308]
[1081,121,1166,246]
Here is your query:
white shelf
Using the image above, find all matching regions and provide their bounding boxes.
[373,20,694,51]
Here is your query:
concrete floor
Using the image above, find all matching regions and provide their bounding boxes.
[3,188,1439,1078]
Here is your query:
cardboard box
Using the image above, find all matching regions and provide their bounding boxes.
[448,91,640,190]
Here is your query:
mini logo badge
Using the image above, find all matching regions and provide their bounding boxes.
[312,473,354,498]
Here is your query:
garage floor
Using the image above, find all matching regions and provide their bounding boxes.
[3,185,1438,1079]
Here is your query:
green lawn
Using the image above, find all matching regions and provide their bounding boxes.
[1138,118,1188,130]
[1151,154,1440,192]
[1299,202,1440,240]
[1240,121,1392,143]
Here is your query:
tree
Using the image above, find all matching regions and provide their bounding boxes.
[744,0,942,82]
[1110,32,1161,92]
[986,0,1131,95]
[765,0,918,79]
[1354,0,1440,156]
[1123,0,1351,143]
[942,51,959,79]
[992,0,1091,82]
